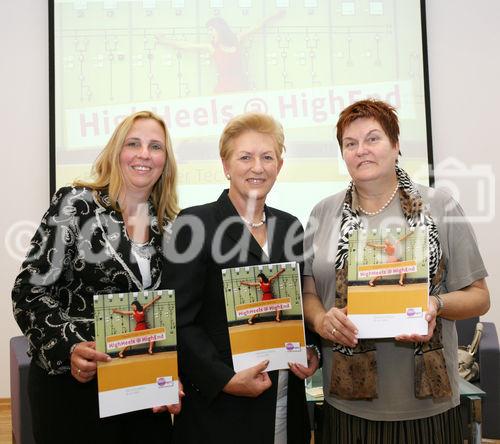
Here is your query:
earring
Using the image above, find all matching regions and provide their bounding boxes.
[226,174,231,180]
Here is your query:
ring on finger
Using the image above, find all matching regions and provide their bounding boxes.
[331,327,337,335]
[77,368,81,376]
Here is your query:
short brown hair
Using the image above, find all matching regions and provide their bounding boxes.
[219,113,285,160]
[336,99,400,151]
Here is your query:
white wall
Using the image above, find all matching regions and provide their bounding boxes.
[425,0,500,327]
[0,0,499,398]
[1,0,49,397]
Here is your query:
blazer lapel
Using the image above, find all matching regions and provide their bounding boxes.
[94,190,143,289]
[215,190,266,262]
[266,207,288,263]
[148,202,166,287]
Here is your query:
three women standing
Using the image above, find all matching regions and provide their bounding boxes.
[13,102,490,444]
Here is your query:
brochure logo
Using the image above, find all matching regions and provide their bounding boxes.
[157,376,174,388]
[406,307,423,318]
[285,342,301,352]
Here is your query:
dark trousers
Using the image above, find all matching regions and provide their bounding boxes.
[28,361,172,444]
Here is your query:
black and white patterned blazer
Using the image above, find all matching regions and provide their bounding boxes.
[11,186,171,375]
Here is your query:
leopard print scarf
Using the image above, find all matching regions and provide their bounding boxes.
[330,166,452,400]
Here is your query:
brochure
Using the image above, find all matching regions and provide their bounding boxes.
[221,262,307,372]
[93,289,178,417]
[347,226,429,338]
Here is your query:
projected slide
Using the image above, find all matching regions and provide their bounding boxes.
[53,0,430,224]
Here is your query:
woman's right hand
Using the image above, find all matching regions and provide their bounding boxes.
[70,341,111,383]
[315,307,358,348]
[222,360,272,397]
[152,380,185,415]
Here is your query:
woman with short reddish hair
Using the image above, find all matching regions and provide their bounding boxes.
[303,99,489,443]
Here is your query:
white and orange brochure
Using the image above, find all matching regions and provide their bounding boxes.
[222,262,307,372]
[93,290,178,418]
[347,227,429,338]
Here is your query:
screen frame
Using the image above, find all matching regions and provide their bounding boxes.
[48,0,434,197]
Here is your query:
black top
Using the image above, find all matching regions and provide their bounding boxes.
[164,190,311,444]
[12,186,167,374]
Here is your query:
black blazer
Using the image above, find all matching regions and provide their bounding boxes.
[165,190,311,444]
[12,187,167,374]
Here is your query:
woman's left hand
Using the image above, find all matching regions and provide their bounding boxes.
[288,346,320,380]
[71,341,111,383]
[152,380,185,415]
[395,298,438,343]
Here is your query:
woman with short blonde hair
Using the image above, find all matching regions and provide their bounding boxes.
[167,112,318,444]
[219,112,285,160]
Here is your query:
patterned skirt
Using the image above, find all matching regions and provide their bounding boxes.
[320,402,463,444]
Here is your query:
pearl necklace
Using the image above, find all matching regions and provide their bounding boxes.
[358,183,399,216]
[240,212,266,228]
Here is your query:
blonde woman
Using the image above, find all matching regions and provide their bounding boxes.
[12,111,180,444]
[166,113,319,444]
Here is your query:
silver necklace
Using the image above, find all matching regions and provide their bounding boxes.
[358,183,399,216]
[240,211,266,228]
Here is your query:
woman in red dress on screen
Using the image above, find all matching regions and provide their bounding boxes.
[112,295,161,357]
[206,17,250,93]
[240,268,285,324]
[157,12,284,94]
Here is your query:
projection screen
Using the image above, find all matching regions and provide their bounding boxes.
[50,0,432,225]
